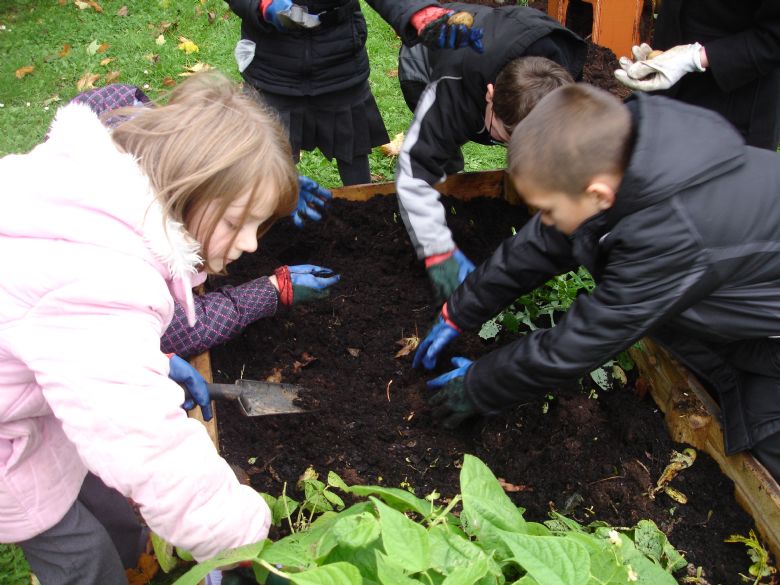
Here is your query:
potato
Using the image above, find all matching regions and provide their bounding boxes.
[647,50,665,60]
[447,11,474,27]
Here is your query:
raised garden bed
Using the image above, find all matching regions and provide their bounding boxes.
[205,178,778,584]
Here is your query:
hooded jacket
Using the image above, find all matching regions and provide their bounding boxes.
[0,104,271,558]
[448,94,780,454]
[395,3,587,259]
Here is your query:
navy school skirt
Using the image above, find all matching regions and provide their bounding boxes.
[258,80,389,163]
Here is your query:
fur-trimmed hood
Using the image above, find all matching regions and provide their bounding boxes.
[0,103,203,325]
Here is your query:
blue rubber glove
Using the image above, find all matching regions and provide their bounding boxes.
[413,304,460,370]
[427,357,478,428]
[414,7,485,54]
[425,248,475,305]
[274,264,341,306]
[293,176,332,229]
[261,0,293,32]
[168,354,212,421]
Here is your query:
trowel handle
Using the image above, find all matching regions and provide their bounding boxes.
[205,383,243,401]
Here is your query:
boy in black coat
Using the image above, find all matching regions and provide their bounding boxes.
[395,2,586,303]
[413,83,780,481]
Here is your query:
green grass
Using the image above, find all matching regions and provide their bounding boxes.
[0,1,505,579]
[0,0,505,180]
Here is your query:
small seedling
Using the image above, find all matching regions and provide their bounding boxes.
[725,530,777,584]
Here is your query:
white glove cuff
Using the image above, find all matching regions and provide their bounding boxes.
[691,42,706,72]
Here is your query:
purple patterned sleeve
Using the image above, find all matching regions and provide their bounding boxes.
[69,84,151,127]
[160,277,280,358]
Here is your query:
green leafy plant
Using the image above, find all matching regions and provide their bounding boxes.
[169,455,687,585]
[725,530,777,584]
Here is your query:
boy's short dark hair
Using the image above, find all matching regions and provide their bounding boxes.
[492,56,575,134]
[508,83,633,196]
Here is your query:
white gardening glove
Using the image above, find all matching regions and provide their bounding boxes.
[614,42,705,92]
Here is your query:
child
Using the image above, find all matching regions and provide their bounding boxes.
[614,0,780,151]
[413,83,780,482]
[395,1,586,303]
[225,0,483,186]
[0,72,307,582]
[69,84,341,360]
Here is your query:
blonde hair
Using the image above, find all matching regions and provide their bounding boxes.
[110,71,298,272]
[492,56,574,134]
[507,83,633,196]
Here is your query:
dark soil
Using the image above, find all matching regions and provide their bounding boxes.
[211,195,758,585]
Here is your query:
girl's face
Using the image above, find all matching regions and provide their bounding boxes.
[192,191,276,273]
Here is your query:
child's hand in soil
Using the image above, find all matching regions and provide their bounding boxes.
[413,303,460,370]
[425,248,475,305]
[412,7,484,53]
[293,175,332,229]
[167,354,212,421]
[272,264,340,306]
[427,357,478,429]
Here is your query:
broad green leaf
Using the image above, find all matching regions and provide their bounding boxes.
[563,532,628,584]
[441,557,489,585]
[289,562,362,585]
[349,485,434,516]
[175,547,194,562]
[428,524,488,574]
[589,367,610,391]
[273,494,300,525]
[372,497,431,573]
[172,541,267,585]
[314,502,377,559]
[323,543,382,581]
[260,537,317,569]
[460,455,526,533]
[328,471,350,491]
[632,520,686,572]
[498,531,590,585]
[332,512,381,549]
[479,318,501,340]
[375,551,420,585]
[324,489,346,510]
[150,532,178,573]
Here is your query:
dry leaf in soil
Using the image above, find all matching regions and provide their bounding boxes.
[497,477,532,493]
[59,44,71,58]
[97,42,109,54]
[105,70,120,84]
[74,0,103,12]
[15,66,34,79]
[387,68,398,78]
[116,5,128,16]
[380,132,405,157]
[395,335,420,358]
[155,34,166,46]
[125,551,159,585]
[162,76,176,87]
[100,57,114,66]
[76,72,100,91]
[347,347,361,357]
[292,352,318,373]
[266,368,283,383]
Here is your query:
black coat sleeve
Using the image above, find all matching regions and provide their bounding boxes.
[462,214,718,414]
[448,214,578,331]
[225,0,269,31]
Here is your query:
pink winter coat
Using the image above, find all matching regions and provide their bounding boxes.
[0,104,271,560]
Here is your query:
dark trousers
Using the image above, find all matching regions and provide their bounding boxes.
[18,473,146,585]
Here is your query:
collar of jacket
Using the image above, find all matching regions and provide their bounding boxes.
[610,92,746,222]
[46,103,203,326]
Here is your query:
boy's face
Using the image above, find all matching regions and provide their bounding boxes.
[514,178,614,236]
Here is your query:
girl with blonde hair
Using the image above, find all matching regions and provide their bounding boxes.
[0,71,327,583]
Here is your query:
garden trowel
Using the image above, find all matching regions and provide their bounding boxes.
[276,4,321,29]
[206,379,308,417]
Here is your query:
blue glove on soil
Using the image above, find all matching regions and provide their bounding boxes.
[274,264,340,306]
[425,248,475,305]
[293,176,332,228]
[413,304,460,370]
[427,357,478,428]
[168,354,212,421]
[261,0,293,32]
